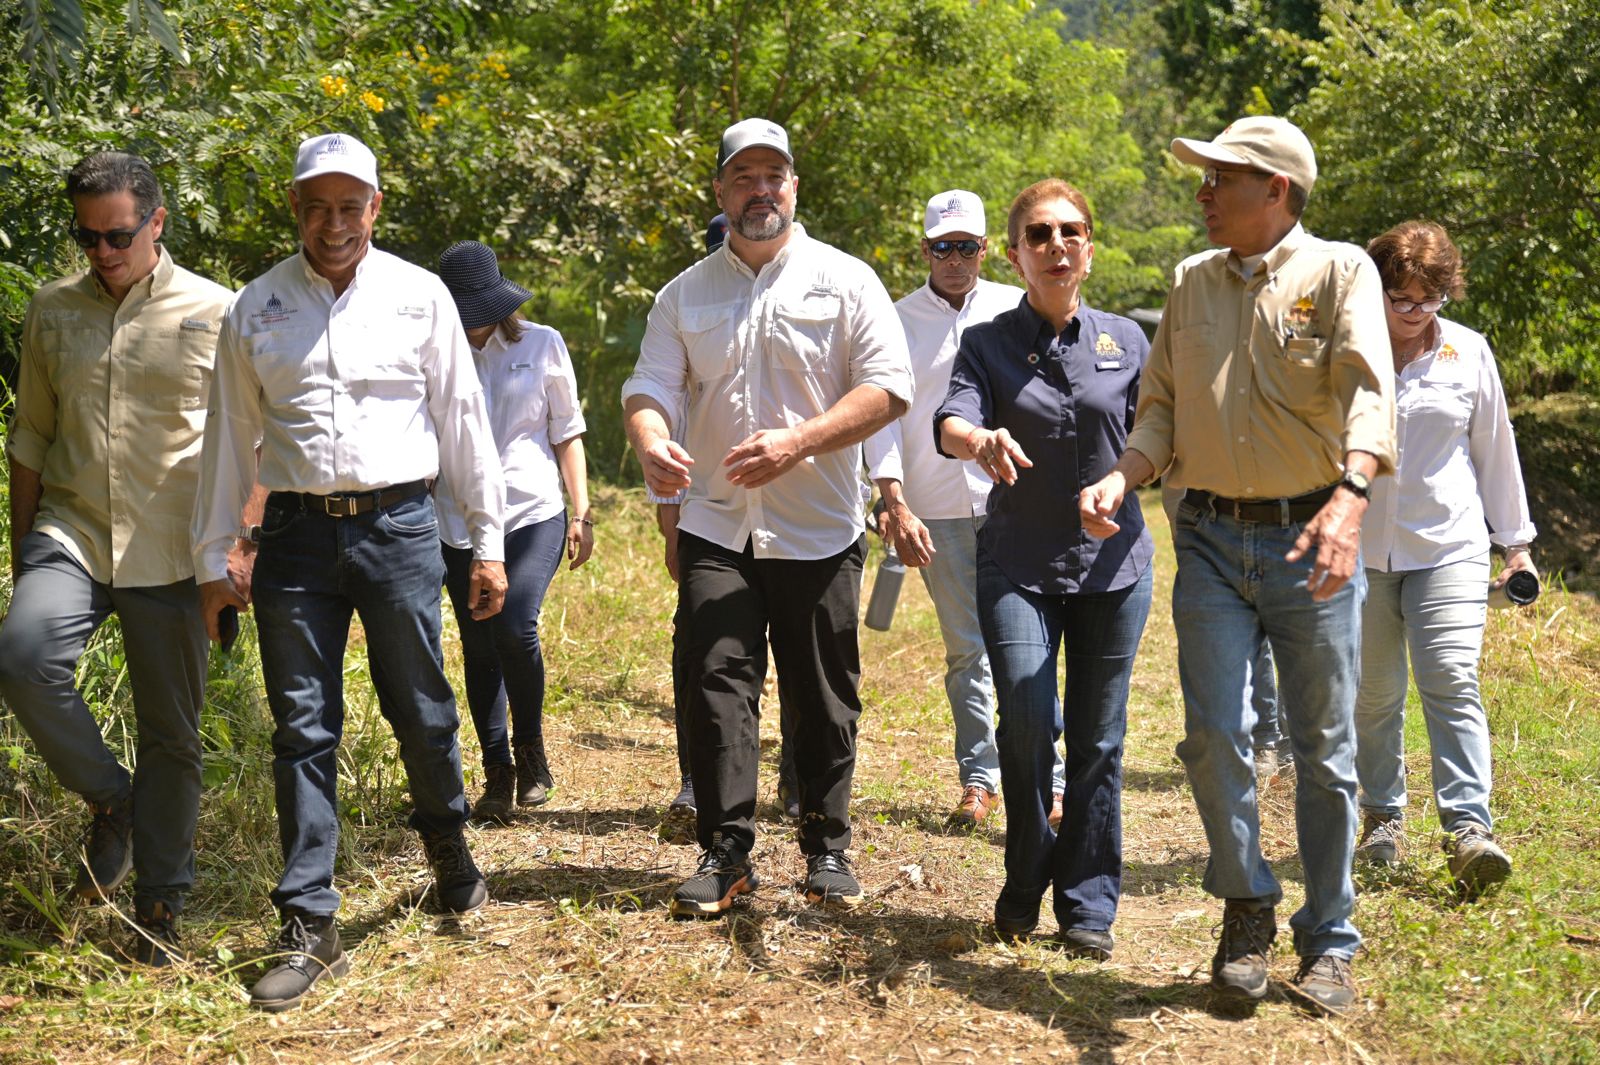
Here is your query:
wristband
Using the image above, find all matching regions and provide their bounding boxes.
[572,516,595,526]
[965,426,986,457]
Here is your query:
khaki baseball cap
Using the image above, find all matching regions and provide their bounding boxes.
[1170,116,1316,193]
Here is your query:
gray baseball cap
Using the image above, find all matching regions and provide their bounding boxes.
[717,118,792,170]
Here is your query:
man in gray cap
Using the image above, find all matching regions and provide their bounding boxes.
[0,150,232,966]
[1079,116,1395,1014]
[623,117,913,916]
[192,132,507,1011]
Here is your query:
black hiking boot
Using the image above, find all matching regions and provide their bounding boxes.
[514,740,553,807]
[470,763,517,824]
[421,829,488,913]
[129,899,180,967]
[249,913,347,1012]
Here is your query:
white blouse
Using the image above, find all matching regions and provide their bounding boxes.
[438,322,586,549]
[1364,317,1535,572]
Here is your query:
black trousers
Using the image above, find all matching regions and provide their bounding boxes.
[678,531,866,856]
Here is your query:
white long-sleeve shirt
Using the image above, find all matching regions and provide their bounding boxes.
[192,248,505,583]
[621,224,914,560]
[863,277,1024,518]
[1365,316,1535,572]
[438,322,585,549]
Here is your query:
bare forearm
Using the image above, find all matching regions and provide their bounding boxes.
[1108,448,1158,489]
[554,435,591,517]
[624,395,673,456]
[939,416,980,460]
[794,385,905,460]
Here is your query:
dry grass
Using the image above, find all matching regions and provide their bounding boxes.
[2,485,1598,1063]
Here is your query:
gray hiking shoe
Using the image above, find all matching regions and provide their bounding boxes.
[1355,812,1403,867]
[1446,823,1511,894]
[1210,900,1277,1002]
[1288,953,1359,1015]
[73,793,134,902]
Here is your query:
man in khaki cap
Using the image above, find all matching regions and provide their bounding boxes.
[1079,115,1395,1015]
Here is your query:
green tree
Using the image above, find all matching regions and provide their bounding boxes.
[1156,0,1324,124]
[1297,0,1600,393]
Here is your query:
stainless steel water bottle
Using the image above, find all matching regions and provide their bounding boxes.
[864,542,906,631]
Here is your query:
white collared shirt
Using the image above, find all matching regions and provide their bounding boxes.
[437,322,585,549]
[864,277,1024,518]
[621,224,914,560]
[192,247,505,583]
[1365,317,1535,572]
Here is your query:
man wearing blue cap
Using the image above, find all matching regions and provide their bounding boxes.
[623,118,914,915]
[193,132,508,1011]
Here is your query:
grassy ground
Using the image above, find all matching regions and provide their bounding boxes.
[0,480,1597,1063]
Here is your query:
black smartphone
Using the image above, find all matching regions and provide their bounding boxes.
[219,605,239,654]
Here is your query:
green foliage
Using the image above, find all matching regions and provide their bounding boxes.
[1155,0,1325,123]
[1297,0,1600,393]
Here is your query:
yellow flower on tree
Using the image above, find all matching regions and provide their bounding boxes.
[360,91,385,113]
[319,75,349,98]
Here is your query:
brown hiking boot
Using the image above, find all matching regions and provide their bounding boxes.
[1210,899,1277,1002]
[1288,953,1359,1015]
[951,784,999,825]
[1446,822,1512,895]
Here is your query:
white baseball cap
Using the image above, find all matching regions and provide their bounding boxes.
[717,118,792,170]
[293,132,380,190]
[924,190,985,239]
[1170,116,1317,194]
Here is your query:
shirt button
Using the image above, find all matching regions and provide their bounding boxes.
[1237,436,1246,444]
[1237,387,1246,395]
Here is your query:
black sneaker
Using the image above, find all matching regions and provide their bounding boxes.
[470,764,516,824]
[670,845,758,917]
[803,850,865,908]
[73,794,134,902]
[249,913,348,1012]
[514,741,553,807]
[1057,926,1115,961]
[1288,953,1358,1015]
[777,761,800,822]
[421,829,488,913]
[1210,900,1277,1002]
[129,900,180,968]
[668,777,696,817]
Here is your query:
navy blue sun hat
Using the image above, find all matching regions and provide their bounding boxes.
[705,213,729,253]
[437,241,532,330]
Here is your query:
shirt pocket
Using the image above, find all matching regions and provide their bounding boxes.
[772,294,842,372]
[1258,325,1330,414]
[143,327,216,412]
[680,303,740,380]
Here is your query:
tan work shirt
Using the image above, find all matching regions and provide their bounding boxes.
[8,248,233,586]
[1125,225,1396,498]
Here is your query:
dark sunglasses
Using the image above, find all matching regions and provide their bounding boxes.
[71,206,157,250]
[929,238,983,260]
[1021,220,1089,248]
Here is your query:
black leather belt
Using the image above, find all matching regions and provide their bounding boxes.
[271,479,432,518]
[1184,484,1336,525]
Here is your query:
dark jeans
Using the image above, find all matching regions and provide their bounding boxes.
[252,490,469,916]
[442,513,566,769]
[978,550,1152,932]
[678,531,865,857]
[0,532,207,912]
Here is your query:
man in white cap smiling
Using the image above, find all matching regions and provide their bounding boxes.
[1079,116,1395,1015]
[863,190,1068,827]
[192,132,508,1011]
[622,117,913,917]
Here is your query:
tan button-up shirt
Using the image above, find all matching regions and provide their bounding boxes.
[8,248,232,586]
[1126,225,1396,498]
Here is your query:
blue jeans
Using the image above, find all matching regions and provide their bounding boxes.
[1355,555,1493,833]
[442,513,566,769]
[978,550,1151,932]
[253,490,469,916]
[1171,497,1362,959]
[920,517,1000,792]
[1250,640,1284,751]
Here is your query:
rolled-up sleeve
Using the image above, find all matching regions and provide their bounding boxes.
[425,292,505,562]
[544,330,587,446]
[1331,257,1397,474]
[191,310,265,583]
[1470,345,1536,547]
[620,282,689,434]
[933,334,991,458]
[844,273,914,408]
[1124,303,1177,478]
[7,303,55,473]
[863,421,904,484]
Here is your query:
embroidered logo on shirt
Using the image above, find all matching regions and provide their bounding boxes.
[1437,343,1459,363]
[805,284,839,299]
[39,309,81,322]
[1280,296,1320,339]
[181,318,212,331]
[252,292,298,326]
[396,304,427,317]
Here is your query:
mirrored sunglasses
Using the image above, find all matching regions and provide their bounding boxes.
[929,239,983,260]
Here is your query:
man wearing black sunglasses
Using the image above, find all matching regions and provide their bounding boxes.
[0,151,233,966]
[865,190,1067,828]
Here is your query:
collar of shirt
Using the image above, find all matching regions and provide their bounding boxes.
[83,245,176,307]
[1227,223,1306,285]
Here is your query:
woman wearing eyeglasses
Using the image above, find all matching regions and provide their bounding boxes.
[435,241,595,822]
[1352,221,1536,892]
[934,179,1153,958]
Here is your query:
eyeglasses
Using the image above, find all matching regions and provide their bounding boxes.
[71,206,157,250]
[929,238,982,260]
[1200,165,1272,188]
[1021,221,1089,248]
[1386,292,1449,315]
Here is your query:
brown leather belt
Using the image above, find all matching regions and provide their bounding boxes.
[271,479,432,518]
[1184,484,1336,525]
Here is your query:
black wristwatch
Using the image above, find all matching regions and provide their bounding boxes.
[1338,468,1372,499]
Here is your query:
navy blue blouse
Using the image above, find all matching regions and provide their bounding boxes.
[934,297,1154,596]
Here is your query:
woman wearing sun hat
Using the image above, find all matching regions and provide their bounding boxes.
[436,240,594,821]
